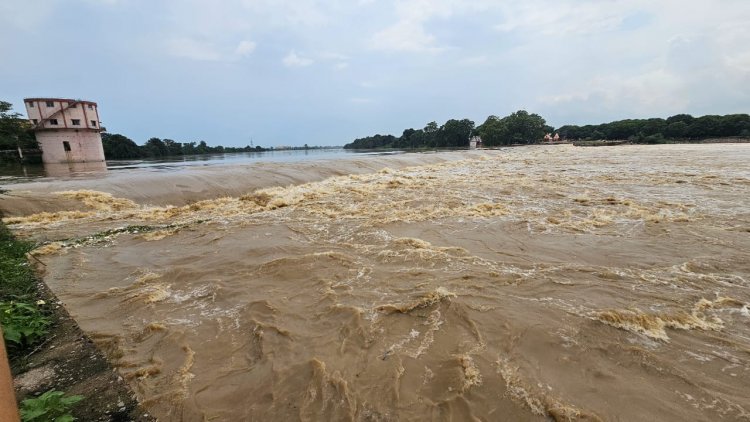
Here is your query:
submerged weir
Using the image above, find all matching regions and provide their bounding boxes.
[2,144,750,421]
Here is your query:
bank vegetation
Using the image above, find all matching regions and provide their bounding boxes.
[344,111,750,149]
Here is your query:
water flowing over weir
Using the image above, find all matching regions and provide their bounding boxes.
[3,144,750,421]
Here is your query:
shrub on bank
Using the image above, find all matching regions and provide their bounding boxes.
[20,390,84,422]
[0,300,50,347]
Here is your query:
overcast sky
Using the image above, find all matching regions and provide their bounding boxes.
[1,0,749,147]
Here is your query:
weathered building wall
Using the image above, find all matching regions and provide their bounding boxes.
[25,100,101,131]
[24,98,105,164]
[35,131,105,164]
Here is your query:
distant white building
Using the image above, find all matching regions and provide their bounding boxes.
[24,97,105,164]
[469,136,483,149]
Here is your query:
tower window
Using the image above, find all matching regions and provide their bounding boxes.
[70,103,77,108]
[31,119,38,124]
[90,120,97,127]
[71,119,80,125]
[49,119,58,125]
[28,102,35,108]
[88,104,93,110]
[63,141,71,152]
[46,101,54,107]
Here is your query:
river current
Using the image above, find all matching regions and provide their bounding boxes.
[2,144,749,421]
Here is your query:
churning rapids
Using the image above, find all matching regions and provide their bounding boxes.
[2,144,750,421]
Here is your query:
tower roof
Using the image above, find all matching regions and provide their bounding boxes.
[24,98,98,106]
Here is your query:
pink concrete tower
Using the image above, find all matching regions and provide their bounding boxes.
[24,98,106,164]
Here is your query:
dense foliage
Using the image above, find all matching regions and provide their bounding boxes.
[0,101,37,150]
[345,111,750,149]
[345,119,476,149]
[558,114,750,143]
[344,110,549,149]
[102,133,268,160]
[476,111,551,146]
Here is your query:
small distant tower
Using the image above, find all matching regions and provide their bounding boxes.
[24,98,105,164]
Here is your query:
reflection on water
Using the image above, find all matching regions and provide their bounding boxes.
[0,161,47,185]
[0,148,406,184]
[106,148,404,172]
[43,161,108,178]
[0,161,108,184]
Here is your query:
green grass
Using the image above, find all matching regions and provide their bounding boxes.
[0,220,52,351]
[0,221,37,300]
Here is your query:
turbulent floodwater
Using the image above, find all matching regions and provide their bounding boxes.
[3,144,750,421]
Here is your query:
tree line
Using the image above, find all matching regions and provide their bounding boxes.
[344,111,551,149]
[101,133,268,160]
[344,118,476,149]
[344,110,552,149]
[345,111,750,149]
[557,114,750,143]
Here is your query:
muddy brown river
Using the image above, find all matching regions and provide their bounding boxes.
[2,144,749,421]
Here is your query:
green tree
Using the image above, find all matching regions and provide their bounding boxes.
[397,128,416,148]
[163,138,183,156]
[101,133,142,159]
[641,118,667,136]
[0,101,37,150]
[424,121,439,133]
[143,137,169,157]
[439,119,475,147]
[591,130,605,140]
[666,114,694,125]
[408,130,427,148]
[476,115,507,146]
[501,110,547,144]
[343,134,397,149]
[689,115,721,138]
[422,121,439,147]
[182,141,196,155]
[718,114,750,137]
[664,121,688,138]
[476,111,547,146]
[195,140,209,154]
[604,120,640,139]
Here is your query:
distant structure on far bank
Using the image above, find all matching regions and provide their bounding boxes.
[24,98,105,164]
[469,136,483,149]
